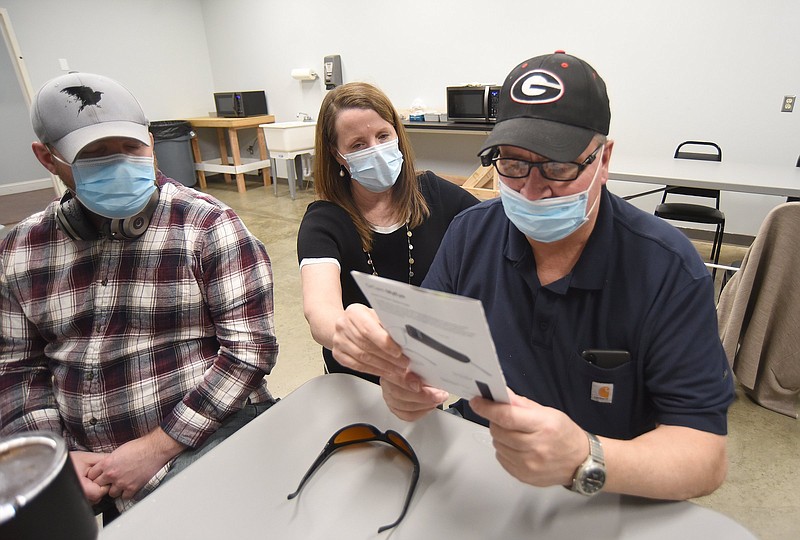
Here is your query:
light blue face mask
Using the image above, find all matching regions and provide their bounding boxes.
[499,145,604,243]
[340,138,404,193]
[71,154,157,219]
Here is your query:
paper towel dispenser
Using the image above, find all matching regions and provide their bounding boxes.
[291,68,318,81]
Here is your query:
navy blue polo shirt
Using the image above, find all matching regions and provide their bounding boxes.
[422,187,733,439]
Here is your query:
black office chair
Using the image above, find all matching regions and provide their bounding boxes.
[655,141,725,275]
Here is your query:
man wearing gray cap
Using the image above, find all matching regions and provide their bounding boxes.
[331,52,733,500]
[0,73,279,515]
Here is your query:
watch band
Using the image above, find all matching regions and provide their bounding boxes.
[587,432,604,467]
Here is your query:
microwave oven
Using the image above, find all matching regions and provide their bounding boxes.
[213,91,268,118]
[446,85,501,123]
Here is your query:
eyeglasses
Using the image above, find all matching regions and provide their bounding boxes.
[287,423,420,533]
[489,144,604,182]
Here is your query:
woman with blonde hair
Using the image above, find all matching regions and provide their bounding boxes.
[297,82,479,382]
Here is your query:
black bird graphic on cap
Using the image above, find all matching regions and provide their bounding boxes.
[61,85,104,113]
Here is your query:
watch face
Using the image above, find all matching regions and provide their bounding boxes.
[580,466,606,495]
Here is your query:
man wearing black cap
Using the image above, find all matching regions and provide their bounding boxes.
[0,72,279,514]
[332,52,733,499]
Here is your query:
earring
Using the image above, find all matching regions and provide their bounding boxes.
[339,165,347,178]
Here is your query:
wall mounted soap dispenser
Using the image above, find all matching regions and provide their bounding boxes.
[323,55,342,90]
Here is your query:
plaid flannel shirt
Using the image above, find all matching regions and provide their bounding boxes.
[0,175,278,457]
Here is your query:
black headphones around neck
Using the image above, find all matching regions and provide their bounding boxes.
[55,189,160,241]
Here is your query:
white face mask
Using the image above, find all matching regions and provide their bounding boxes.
[499,145,604,243]
[339,138,404,193]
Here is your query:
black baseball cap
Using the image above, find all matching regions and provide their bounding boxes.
[480,51,610,162]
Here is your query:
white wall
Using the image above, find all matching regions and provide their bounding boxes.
[0,9,42,191]
[1,0,219,194]
[197,0,800,159]
[2,0,797,235]
[2,0,215,121]
[199,0,800,237]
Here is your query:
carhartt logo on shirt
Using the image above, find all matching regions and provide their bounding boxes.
[591,382,613,403]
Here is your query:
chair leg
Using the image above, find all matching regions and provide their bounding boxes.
[713,223,724,265]
[709,222,724,281]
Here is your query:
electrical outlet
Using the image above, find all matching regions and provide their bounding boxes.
[782,95,795,112]
[58,58,69,71]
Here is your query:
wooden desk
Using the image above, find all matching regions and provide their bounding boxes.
[184,115,275,193]
[100,374,756,539]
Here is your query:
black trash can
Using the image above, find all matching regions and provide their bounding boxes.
[149,120,196,187]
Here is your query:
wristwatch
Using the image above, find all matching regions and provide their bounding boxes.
[570,432,606,496]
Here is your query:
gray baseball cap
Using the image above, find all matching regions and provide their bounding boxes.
[30,72,150,163]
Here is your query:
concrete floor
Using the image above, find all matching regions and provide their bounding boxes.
[204,174,799,540]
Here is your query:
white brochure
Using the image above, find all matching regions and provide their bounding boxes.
[351,271,509,403]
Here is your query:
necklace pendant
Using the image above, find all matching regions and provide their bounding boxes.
[364,251,378,276]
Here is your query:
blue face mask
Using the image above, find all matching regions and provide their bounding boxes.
[499,145,604,243]
[340,138,404,193]
[70,154,157,219]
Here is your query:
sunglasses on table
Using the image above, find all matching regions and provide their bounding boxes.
[287,423,420,534]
